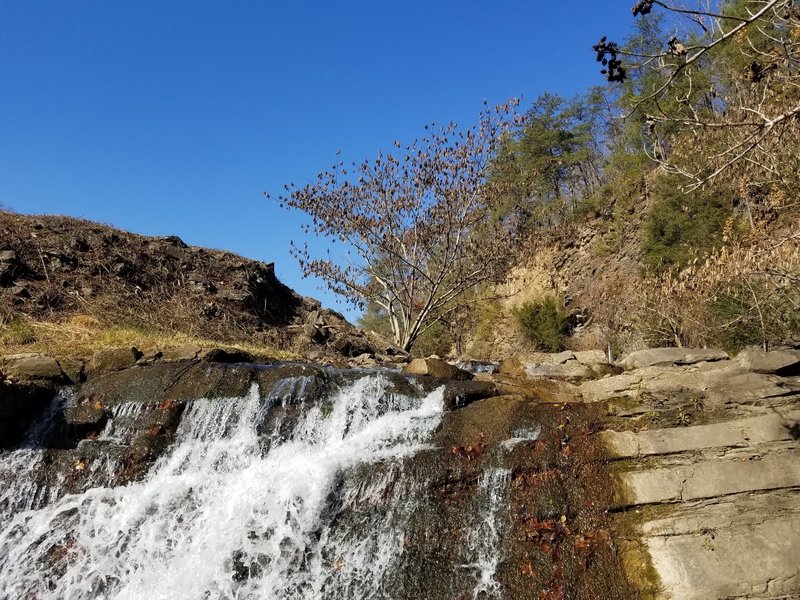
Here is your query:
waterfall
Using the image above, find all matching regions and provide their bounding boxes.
[462,468,511,599]
[0,390,71,528]
[0,373,445,600]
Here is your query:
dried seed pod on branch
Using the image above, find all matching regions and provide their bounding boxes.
[595,0,800,195]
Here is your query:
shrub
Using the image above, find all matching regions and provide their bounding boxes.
[513,297,571,352]
[708,281,800,354]
[410,320,453,358]
[641,176,736,273]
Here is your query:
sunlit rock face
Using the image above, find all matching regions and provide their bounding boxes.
[0,362,628,600]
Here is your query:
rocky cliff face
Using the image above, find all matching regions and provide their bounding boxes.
[491,346,800,599]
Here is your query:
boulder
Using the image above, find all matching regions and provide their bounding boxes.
[402,357,472,380]
[328,332,374,358]
[0,353,65,381]
[154,345,204,363]
[488,374,581,403]
[497,354,615,384]
[349,353,377,367]
[406,376,497,411]
[498,356,526,378]
[621,348,728,370]
[523,361,597,384]
[573,349,608,365]
[217,288,250,303]
[63,401,108,438]
[90,347,143,374]
[551,350,576,364]
[440,380,498,410]
[734,347,800,376]
[57,358,85,384]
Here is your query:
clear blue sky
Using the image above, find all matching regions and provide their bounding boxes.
[1,1,634,320]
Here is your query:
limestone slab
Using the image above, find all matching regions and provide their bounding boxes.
[617,451,800,506]
[601,414,795,458]
[622,348,729,371]
[646,515,800,599]
[735,347,800,375]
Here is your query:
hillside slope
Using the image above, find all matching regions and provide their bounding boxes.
[465,201,800,361]
[0,211,393,362]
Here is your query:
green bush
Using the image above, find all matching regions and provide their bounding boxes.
[641,176,735,273]
[410,320,453,358]
[513,297,571,352]
[708,282,800,354]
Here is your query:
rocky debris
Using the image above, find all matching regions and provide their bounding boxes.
[0,211,400,362]
[348,353,377,367]
[620,347,728,370]
[0,249,23,286]
[402,357,473,380]
[300,308,403,361]
[0,212,394,360]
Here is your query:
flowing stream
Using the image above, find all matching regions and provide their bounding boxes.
[0,371,523,600]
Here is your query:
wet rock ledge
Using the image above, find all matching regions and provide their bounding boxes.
[2,346,799,598]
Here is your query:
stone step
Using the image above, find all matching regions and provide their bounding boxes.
[615,450,800,507]
[601,413,799,459]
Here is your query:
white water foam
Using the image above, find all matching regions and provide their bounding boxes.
[0,389,71,529]
[0,374,444,600]
[462,468,511,599]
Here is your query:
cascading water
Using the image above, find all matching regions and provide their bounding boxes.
[462,468,511,599]
[0,390,82,528]
[0,373,446,600]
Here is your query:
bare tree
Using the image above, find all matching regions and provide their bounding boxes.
[595,0,800,192]
[268,100,524,352]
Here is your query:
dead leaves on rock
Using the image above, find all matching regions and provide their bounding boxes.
[451,431,486,460]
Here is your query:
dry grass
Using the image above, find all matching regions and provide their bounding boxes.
[0,313,298,361]
[635,227,800,351]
